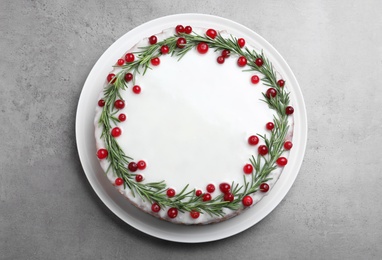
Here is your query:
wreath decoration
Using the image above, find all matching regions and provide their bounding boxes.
[96,26,294,220]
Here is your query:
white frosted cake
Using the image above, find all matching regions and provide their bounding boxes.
[95,25,294,225]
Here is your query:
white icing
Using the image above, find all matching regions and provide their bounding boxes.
[95,28,293,224]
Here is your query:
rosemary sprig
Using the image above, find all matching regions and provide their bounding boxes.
[97,29,292,218]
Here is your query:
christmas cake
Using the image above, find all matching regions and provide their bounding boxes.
[94,25,294,224]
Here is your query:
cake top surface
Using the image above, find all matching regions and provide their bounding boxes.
[113,35,276,190]
[94,27,294,225]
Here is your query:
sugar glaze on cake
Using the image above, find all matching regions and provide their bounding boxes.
[95,27,294,224]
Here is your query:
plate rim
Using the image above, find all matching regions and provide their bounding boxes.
[75,13,307,243]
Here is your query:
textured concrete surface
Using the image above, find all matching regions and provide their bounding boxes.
[1,0,382,259]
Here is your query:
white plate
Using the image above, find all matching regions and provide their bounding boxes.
[76,13,307,243]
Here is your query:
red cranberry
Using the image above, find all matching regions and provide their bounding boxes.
[184,26,192,34]
[224,193,234,202]
[277,79,285,87]
[176,37,186,48]
[151,203,160,212]
[266,88,277,98]
[175,25,185,34]
[242,195,253,206]
[258,145,269,156]
[135,174,143,182]
[115,177,123,186]
[197,42,209,54]
[190,210,200,219]
[248,135,259,145]
[151,57,160,66]
[118,114,126,122]
[137,160,146,170]
[284,141,293,150]
[237,38,245,48]
[260,183,269,192]
[167,188,176,197]
[107,73,116,83]
[237,56,247,67]
[117,59,124,66]
[206,184,215,193]
[286,106,294,115]
[161,45,169,54]
[243,164,253,174]
[149,35,157,45]
[221,49,230,58]
[128,162,138,172]
[124,73,133,82]
[114,99,125,109]
[97,149,108,159]
[195,190,203,197]
[276,157,288,166]
[111,127,121,137]
[125,53,135,63]
[98,99,105,107]
[255,58,263,67]
[219,183,231,194]
[217,56,225,64]
[167,208,178,218]
[251,75,260,84]
[206,29,217,39]
[266,122,275,130]
[132,85,141,94]
[203,193,211,202]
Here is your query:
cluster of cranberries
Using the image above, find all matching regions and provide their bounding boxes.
[204,28,244,67]
[265,79,295,116]
[246,132,293,167]
[147,35,162,66]
[244,72,295,170]
[243,118,295,196]
[174,24,192,52]
[156,180,263,219]
[128,160,147,183]
[112,160,147,187]
[97,95,128,161]
[107,55,143,95]
[98,98,128,141]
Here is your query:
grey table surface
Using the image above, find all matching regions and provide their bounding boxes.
[1,0,382,259]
